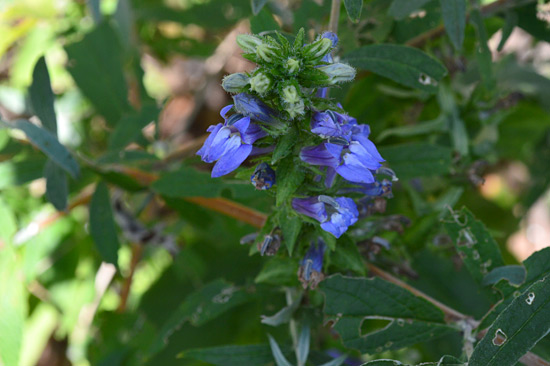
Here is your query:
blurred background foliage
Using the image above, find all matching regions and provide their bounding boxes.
[0,0,549,365]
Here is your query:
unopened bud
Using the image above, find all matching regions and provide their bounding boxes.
[249,72,272,94]
[256,43,278,63]
[285,58,300,73]
[236,34,263,53]
[222,73,249,93]
[304,37,332,60]
[285,100,305,119]
[251,162,276,190]
[318,63,356,84]
[281,85,300,104]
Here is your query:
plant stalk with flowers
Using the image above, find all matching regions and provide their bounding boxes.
[197,29,396,288]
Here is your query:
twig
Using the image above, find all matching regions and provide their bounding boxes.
[405,0,534,48]
[117,244,143,312]
[328,0,341,34]
[369,263,470,323]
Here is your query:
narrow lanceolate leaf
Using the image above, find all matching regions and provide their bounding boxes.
[470,274,550,366]
[29,56,57,135]
[440,0,466,50]
[251,0,269,16]
[0,119,79,179]
[44,160,68,211]
[268,335,293,366]
[470,9,496,92]
[344,0,363,23]
[89,182,120,265]
[180,344,276,366]
[388,0,431,20]
[344,45,447,93]
[320,275,456,354]
[65,21,131,125]
[444,207,505,288]
[378,143,453,180]
[497,11,517,52]
[278,210,302,255]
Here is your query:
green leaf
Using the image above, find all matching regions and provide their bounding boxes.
[0,158,46,189]
[250,8,280,34]
[482,265,526,287]
[272,128,297,164]
[278,210,302,255]
[440,0,466,50]
[377,116,445,142]
[44,160,68,211]
[443,207,505,286]
[480,248,550,329]
[261,290,302,326]
[64,21,131,125]
[515,2,550,43]
[378,143,453,180]
[470,273,550,366]
[152,166,256,199]
[89,182,120,265]
[0,197,17,245]
[470,9,496,93]
[0,119,79,179]
[0,248,25,366]
[29,56,57,135]
[255,258,299,286]
[320,274,456,354]
[109,104,160,150]
[268,335,293,366]
[180,344,275,366]
[344,0,363,23]
[329,235,366,276]
[276,156,305,206]
[497,11,517,52]
[388,0,431,20]
[152,280,256,354]
[251,0,269,16]
[344,44,447,93]
[362,361,404,366]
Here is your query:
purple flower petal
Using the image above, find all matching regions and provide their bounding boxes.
[211,144,253,177]
[196,123,223,163]
[300,144,340,167]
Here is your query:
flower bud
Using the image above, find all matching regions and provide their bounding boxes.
[233,93,280,125]
[303,37,333,60]
[281,85,300,104]
[236,34,263,53]
[321,31,338,47]
[284,100,305,119]
[251,162,276,190]
[256,43,278,63]
[318,63,356,84]
[249,72,272,94]
[222,73,249,93]
[285,58,300,74]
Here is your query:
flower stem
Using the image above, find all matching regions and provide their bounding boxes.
[328,0,341,34]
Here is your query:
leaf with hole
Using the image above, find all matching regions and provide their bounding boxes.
[344,44,447,93]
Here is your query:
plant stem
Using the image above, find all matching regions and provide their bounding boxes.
[329,0,341,34]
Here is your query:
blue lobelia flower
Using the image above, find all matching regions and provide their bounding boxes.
[291,195,359,238]
[298,239,326,289]
[302,110,384,185]
[197,104,267,177]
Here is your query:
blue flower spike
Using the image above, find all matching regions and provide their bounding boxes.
[298,239,326,289]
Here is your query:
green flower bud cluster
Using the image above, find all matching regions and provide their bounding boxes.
[222,28,355,122]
